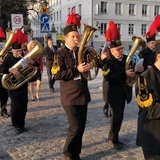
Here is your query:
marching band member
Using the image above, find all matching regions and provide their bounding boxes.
[0,29,37,134]
[0,27,10,118]
[135,15,160,160]
[102,21,143,150]
[139,33,156,71]
[135,39,160,160]
[53,6,107,160]
[0,57,9,118]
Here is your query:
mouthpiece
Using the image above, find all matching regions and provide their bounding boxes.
[75,41,80,46]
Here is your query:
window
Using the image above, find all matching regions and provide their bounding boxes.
[53,13,55,21]
[95,4,99,14]
[57,12,58,21]
[59,11,61,21]
[78,4,81,19]
[101,2,107,13]
[100,23,107,34]
[154,5,160,16]
[142,4,148,16]
[141,24,147,35]
[68,8,70,14]
[115,3,122,14]
[129,4,135,15]
[116,23,121,33]
[128,24,134,35]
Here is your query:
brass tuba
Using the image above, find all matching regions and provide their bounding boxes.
[78,23,99,81]
[125,36,145,86]
[2,40,46,90]
[0,30,14,58]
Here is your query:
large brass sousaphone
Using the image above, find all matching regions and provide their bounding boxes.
[78,23,99,81]
[2,40,46,90]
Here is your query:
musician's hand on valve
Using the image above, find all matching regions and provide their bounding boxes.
[126,69,136,78]
[28,58,34,66]
[101,51,108,60]
[9,68,21,78]
[77,62,91,73]
[136,66,144,73]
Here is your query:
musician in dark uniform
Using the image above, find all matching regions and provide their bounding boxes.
[53,22,107,159]
[102,21,143,150]
[0,57,9,118]
[0,29,38,134]
[45,38,57,92]
[135,39,160,160]
[139,33,156,71]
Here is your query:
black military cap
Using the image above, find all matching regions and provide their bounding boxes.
[110,38,122,48]
[63,24,78,36]
[12,42,21,49]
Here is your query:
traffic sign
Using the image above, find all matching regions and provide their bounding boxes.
[41,23,50,33]
[11,14,23,27]
[40,4,49,14]
[40,14,49,23]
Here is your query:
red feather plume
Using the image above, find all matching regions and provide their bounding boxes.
[11,29,28,44]
[0,27,5,39]
[105,21,120,42]
[146,14,160,38]
[66,6,81,28]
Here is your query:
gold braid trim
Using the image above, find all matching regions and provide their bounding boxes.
[102,68,110,76]
[136,76,154,108]
[51,66,60,75]
[136,93,154,108]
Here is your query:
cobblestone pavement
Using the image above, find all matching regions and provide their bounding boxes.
[0,69,144,160]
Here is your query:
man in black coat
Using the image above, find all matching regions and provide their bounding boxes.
[139,35,156,71]
[53,24,107,160]
[102,20,143,150]
[135,39,160,160]
[0,57,9,118]
[45,38,57,92]
[0,42,38,134]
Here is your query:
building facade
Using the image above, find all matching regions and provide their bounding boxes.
[29,0,160,50]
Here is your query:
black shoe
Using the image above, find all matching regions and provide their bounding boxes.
[21,127,28,132]
[113,142,123,150]
[1,112,10,118]
[14,127,22,134]
[108,140,123,150]
[50,88,55,93]
[72,155,81,160]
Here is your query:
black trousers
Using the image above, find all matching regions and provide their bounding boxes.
[46,66,55,89]
[0,81,8,114]
[143,149,160,160]
[63,104,88,158]
[9,89,28,128]
[108,101,125,143]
